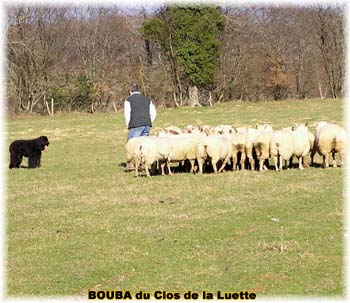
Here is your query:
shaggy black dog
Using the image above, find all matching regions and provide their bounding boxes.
[9,136,50,169]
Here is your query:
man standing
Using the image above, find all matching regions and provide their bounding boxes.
[124,83,156,140]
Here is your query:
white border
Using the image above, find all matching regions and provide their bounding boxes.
[1,1,7,302]
[1,0,349,302]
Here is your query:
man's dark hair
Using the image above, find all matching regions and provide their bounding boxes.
[128,83,139,93]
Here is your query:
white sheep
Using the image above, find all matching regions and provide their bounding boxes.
[164,125,183,135]
[269,130,294,171]
[225,132,247,170]
[197,135,232,174]
[301,131,315,167]
[290,123,311,170]
[134,137,173,177]
[125,136,147,171]
[213,124,234,135]
[245,128,259,170]
[256,123,273,133]
[235,127,248,133]
[162,133,202,173]
[199,125,214,135]
[310,121,328,166]
[253,125,274,171]
[311,122,347,168]
[184,125,199,133]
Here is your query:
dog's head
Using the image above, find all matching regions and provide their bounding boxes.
[39,136,50,151]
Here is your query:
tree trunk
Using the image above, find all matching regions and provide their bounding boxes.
[208,92,213,106]
[168,34,183,107]
[318,82,325,99]
[188,85,200,107]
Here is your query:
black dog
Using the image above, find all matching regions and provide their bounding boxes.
[9,136,50,169]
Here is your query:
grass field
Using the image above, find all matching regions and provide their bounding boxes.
[5,98,346,298]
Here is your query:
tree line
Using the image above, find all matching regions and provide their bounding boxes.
[6,4,344,115]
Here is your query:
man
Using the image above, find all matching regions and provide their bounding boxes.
[124,83,156,140]
[124,83,156,172]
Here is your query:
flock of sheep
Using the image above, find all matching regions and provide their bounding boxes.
[125,121,347,177]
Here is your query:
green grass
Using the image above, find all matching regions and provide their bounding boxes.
[6,99,345,298]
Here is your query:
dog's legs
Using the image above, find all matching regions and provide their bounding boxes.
[28,155,37,168]
[9,153,22,169]
[38,153,42,167]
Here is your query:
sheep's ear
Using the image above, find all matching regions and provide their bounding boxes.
[233,127,238,133]
[305,122,308,126]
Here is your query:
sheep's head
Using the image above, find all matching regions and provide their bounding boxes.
[314,121,328,133]
[256,123,273,132]
[282,126,293,132]
[229,127,238,134]
[291,123,309,132]
[184,125,194,133]
[199,126,211,136]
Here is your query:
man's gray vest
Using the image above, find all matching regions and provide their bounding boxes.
[127,93,152,129]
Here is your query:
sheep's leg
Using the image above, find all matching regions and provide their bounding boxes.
[249,157,255,171]
[259,159,264,171]
[263,158,269,170]
[289,156,293,169]
[167,160,172,176]
[332,152,337,168]
[310,149,316,166]
[279,156,283,171]
[323,154,329,168]
[134,158,140,177]
[298,156,304,170]
[340,152,344,167]
[160,162,166,176]
[232,155,237,171]
[240,152,246,170]
[229,156,233,170]
[189,160,195,173]
[145,163,151,177]
[219,155,230,173]
[212,159,218,174]
[273,156,279,171]
[150,161,157,175]
[197,158,204,174]
[302,155,309,167]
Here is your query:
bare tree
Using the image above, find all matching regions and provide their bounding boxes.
[7,6,68,113]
